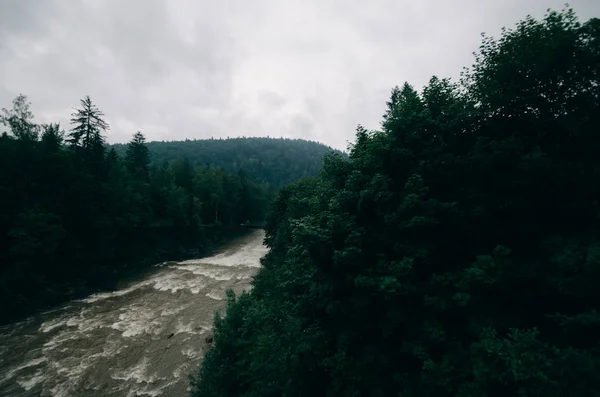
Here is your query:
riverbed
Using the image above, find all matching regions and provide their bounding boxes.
[0,230,267,397]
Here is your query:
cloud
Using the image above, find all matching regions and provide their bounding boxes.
[0,0,597,150]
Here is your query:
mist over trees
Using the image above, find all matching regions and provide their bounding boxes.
[193,8,600,397]
[0,97,330,324]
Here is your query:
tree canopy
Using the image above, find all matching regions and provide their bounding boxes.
[0,98,276,324]
[111,137,345,189]
[193,8,600,397]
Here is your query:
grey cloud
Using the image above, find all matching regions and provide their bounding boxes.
[0,1,52,40]
[1,0,237,143]
[288,114,316,140]
[0,0,598,150]
[258,91,287,110]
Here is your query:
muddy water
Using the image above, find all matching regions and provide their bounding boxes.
[0,230,267,397]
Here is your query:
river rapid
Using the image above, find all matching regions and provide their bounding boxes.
[0,230,267,397]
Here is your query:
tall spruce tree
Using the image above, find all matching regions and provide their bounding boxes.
[68,95,109,177]
[68,96,108,151]
[125,131,151,180]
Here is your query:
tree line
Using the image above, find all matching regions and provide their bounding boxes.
[111,136,345,189]
[193,8,600,397]
[0,96,271,324]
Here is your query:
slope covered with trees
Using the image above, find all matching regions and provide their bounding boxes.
[193,8,600,397]
[0,97,270,324]
[112,137,344,189]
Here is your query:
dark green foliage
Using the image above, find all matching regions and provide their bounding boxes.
[111,137,345,189]
[1,94,40,141]
[67,95,109,149]
[0,97,274,324]
[125,131,151,180]
[193,8,600,397]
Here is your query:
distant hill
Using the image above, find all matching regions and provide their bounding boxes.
[112,137,345,188]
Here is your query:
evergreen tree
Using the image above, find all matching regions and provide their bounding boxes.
[0,94,273,324]
[68,95,109,177]
[68,95,108,151]
[125,131,150,180]
[193,8,600,397]
[110,137,343,189]
[40,123,63,153]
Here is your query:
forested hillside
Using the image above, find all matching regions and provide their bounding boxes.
[112,137,343,189]
[0,98,271,324]
[193,8,600,397]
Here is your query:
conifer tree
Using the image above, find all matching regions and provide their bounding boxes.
[68,95,108,151]
[125,131,150,180]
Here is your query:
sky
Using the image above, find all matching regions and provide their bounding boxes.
[0,1,597,151]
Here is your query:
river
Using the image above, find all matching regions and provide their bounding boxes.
[0,230,267,397]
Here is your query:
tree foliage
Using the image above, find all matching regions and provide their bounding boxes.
[68,95,109,149]
[0,97,279,324]
[125,131,151,180]
[1,94,39,141]
[111,137,345,189]
[193,8,600,397]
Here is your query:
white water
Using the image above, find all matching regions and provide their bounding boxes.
[0,230,267,397]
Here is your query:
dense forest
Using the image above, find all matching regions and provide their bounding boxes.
[112,137,343,189]
[0,97,332,324]
[193,8,600,397]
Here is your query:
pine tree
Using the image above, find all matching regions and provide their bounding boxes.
[68,96,109,177]
[173,157,194,192]
[0,93,274,324]
[68,96,108,151]
[40,123,63,153]
[125,131,150,180]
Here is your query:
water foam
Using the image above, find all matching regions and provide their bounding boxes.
[111,358,158,383]
[39,318,68,333]
[172,363,190,379]
[172,264,236,280]
[178,240,267,269]
[16,369,45,391]
[110,307,163,337]
[151,273,208,294]
[205,291,225,300]
[3,357,47,382]
[181,347,200,360]
[160,306,184,316]
[174,320,198,335]
[0,230,267,397]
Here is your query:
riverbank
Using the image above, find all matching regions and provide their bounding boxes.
[0,230,267,396]
[0,226,256,326]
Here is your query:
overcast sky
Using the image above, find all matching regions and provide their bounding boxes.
[0,0,597,150]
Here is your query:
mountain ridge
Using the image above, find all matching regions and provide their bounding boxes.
[111,136,346,188]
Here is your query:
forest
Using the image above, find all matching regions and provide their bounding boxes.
[111,137,343,189]
[0,98,332,324]
[193,8,600,397]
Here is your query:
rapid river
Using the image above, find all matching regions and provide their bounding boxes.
[0,230,267,397]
